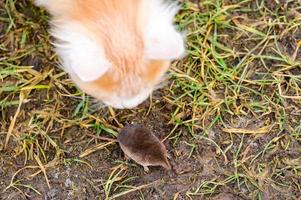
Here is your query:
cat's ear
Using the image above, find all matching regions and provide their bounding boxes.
[145,25,185,60]
[144,2,185,60]
[53,24,111,82]
[34,0,47,7]
[34,0,73,16]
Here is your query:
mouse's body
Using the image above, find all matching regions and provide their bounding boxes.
[117,125,171,172]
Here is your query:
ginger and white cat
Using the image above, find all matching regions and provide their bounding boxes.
[36,0,185,108]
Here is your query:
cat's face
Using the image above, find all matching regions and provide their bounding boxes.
[36,0,185,108]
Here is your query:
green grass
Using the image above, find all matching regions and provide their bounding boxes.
[1,0,301,199]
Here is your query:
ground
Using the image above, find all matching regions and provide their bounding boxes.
[0,0,301,199]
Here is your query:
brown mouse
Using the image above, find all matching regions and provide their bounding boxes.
[117,124,171,172]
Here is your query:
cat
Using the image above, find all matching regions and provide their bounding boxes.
[35,0,185,108]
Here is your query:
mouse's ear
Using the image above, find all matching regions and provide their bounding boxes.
[53,24,111,82]
[144,2,185,60]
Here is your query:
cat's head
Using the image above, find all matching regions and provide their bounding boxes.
[36,0,185,108]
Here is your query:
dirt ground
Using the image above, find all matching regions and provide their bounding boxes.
[1,0,301,199]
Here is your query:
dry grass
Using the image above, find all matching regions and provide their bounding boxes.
[1,0,301,199]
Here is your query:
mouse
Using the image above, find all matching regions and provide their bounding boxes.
[117,124,171,172]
